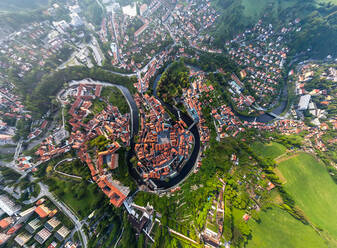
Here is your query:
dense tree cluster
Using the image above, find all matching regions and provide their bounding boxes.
[12,66,137,118]
[157,60,189,104]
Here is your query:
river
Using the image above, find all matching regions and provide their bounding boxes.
[236,84,288,123]
[150,102,201,189]
[148,70,201,190]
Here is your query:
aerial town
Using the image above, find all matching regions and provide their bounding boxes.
[226,19,301,114]
[1,0,337,247]
[134,93,193,184]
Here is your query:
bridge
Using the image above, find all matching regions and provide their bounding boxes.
[253,105,285,120]
[188,120,198,131]
[266,112,285,120]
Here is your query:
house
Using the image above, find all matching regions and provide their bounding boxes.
[267,182,275,191]
[243,214,251,222]
[14,232,32,246]
[35,204,51,218]
[65,240,78,248]
[55,226,70,241]
[48,241,58,248]
[34,228,51,244]
[97,175,130,207]
[44,217,61,232]
[7,223,22,235]
[18,206,36,224]
[0,233,10,245]
[25,218,41,234]
[298,94,311,111]
[0,217,13,229]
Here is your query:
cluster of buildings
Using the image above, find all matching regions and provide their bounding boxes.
[212,104,245,138]
[294,62,336,125]
[0,84,31,145]
[120,16,171,69]
[182,70,212,144]
[210,96,313,139]
[0,83,51,146]
[202,181,225,248]
[0,195,76,247]
[134,93,193,183]
[168,0,220,53]
[35,82,131,207]
[101,0,174,71]
[289,61,337,154]
[124,200,158,242]
[0,15,74,78]
[226,19,301,112]
[228,72,256,112]
[0,0,98,78]
[135,46,176,92]
[26,119,50,141]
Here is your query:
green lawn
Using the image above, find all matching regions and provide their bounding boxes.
[278,153,337,244]
[247,207,328,248]
[252,142,287,160]
[48,177,105,220]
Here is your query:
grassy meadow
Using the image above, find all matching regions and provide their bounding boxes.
[278,153,337,244]
[251,142,287,160]
[247,207,328,248]
[249,151,337,247]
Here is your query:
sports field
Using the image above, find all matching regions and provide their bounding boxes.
[247,207,328,248]
[278,153,337,243]
[251,142,287,160]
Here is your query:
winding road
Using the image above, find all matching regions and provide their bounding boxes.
[53,158,83,180]
[38,182,88,248]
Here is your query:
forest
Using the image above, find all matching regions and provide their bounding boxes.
[11,66,137,118]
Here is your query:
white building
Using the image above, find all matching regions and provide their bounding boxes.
[0,194,21,216]
[53,20,70,34]
[18,206,36,223]
[69,5,81,14]
[122,4,137,17]
[298,94,311,111]
[70,13,83,27]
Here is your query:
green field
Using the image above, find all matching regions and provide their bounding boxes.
[241,0,294,19]
[251,142,287,160]
[247,207,328,248]
[278,153,337,244]
[48,176,104,220]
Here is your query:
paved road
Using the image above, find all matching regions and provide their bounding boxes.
[53,158,83,180]
[95,0,104,11]
[168,227,199,245]
[102,68,137,77]
[38,182,88,248]
[14,139,23,160]
[114,226,124,248]
[0,160,25,176]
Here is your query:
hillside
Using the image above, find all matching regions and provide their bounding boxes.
[211,0,337,58]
